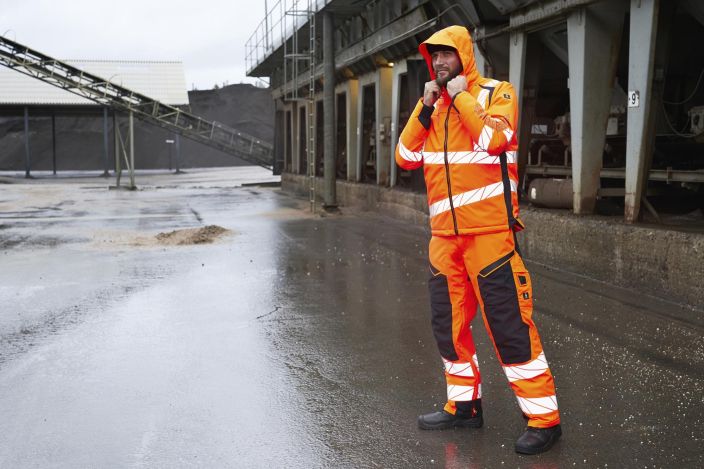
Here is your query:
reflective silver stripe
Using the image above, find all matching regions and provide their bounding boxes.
[476,80,499,109]
[516,395,559,415]
[477,125,494,150]
[423,151,502,165]
[503,352,549,382]
[397,138,423,162]
[477,88,490,109]
[503,128,514,142]
[422,150,516,165]
[447,384,480,401]
[442,358,478,378]
[429,180,516,218]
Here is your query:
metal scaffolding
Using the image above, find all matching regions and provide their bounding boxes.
[283,1,317,212]
[248,0,321,212]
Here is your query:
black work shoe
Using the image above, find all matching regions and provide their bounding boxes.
[417,410,483,430]
[515,424,562,455]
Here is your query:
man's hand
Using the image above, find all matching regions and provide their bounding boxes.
[446,75,467,98]
[423,81,440,107]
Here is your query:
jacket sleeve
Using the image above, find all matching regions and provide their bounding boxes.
[395,98,429,170]
[453,82,518,156]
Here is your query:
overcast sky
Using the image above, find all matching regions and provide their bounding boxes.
[1,0,270,90]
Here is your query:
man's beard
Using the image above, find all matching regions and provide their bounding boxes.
[434,66,461,87]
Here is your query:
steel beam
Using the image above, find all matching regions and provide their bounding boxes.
[510,0,602,30]
[625,0,660,223]
[270,8,435,100]
[567,2,626,214]
[526,165,704,183]
[335,8,432,70]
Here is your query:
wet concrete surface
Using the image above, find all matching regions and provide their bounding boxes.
[0,167,702,468]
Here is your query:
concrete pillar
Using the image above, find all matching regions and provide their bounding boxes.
[128,110,135,189]
[567,2,627,214]
[625,0,659,223]
[114,112,121,187]
[509,31,527,121]
[346,79,359,181]
[509,30,530,191]
[103,107,109,176]
[291,103,300,174]
[323,11,336,207]
[390,60,408,187]
[52,112,57,175]
[273,107,285,176]
[283,106,290,173]
[174,134,181,174]
[474,30,492,77]
[355,81,366,182]
[376,66,393,186]
[24,106,31,178]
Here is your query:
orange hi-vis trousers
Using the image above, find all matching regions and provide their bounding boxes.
[428,230,560,428]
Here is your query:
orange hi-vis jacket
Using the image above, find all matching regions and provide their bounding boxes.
[395,25,522,236]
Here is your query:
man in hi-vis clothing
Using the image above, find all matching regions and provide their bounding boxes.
[395,25,562,455]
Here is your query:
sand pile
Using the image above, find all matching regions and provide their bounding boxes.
[155,225,229,245]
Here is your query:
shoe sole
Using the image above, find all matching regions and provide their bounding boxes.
[417,417,483,431]
[514,431,561,455]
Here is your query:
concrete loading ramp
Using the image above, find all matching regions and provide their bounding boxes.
[0,35,274,186]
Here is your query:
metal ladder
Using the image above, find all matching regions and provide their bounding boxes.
[283,0,316,212]
[0,35,274,173]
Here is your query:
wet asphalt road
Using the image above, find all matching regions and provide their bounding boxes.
[0,168,702,468]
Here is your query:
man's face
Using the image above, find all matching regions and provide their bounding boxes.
[432,49,462,87]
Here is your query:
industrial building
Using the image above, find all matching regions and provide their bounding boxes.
[0,60,189,176]
[246,0,704,225]
[0,38,274,183]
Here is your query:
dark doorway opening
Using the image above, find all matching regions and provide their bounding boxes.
[285,110,292,172]
[315,100,324,176]
[298,106,306,174]
[361,84,376,183]
[336,92,347,178]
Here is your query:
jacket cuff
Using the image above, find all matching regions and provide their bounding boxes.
[417,104,434,130]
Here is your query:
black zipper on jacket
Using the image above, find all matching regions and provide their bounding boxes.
[443,93,460,235]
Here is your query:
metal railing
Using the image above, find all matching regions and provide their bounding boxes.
[0,35,273,168]
[245,0,330,75]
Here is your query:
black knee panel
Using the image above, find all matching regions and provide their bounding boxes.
[477,252,531,364]
[428,265,459,361]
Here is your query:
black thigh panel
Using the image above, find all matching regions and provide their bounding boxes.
[477,259,531,364]
[428,266,459,361]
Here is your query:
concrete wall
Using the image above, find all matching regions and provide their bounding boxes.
[283,173,704,310]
